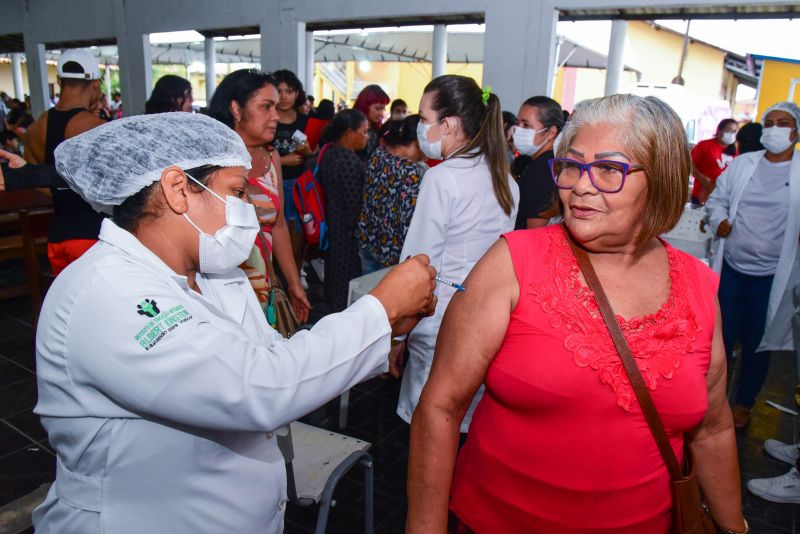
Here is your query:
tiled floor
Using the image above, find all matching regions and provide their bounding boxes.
[1,275,800,533]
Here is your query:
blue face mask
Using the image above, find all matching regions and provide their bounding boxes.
[417,119,445,160]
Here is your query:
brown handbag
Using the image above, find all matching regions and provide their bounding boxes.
[564,228,716,534]
[264,255,300,339]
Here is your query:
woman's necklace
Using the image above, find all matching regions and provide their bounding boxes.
[254,145,270,161]
[245,145,270,177]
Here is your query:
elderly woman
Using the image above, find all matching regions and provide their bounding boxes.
[407,95,747,534]
[27,112,437,533]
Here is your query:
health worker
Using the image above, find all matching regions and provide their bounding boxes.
[32,112,436,533]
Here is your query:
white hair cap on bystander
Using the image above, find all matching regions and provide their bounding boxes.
[761,101,800,126]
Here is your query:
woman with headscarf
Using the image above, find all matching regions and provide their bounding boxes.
[27,112,437,533]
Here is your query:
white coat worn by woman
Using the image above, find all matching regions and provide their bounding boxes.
[28,112,437,533]
[396,76,519,432]
[706,148,800,352]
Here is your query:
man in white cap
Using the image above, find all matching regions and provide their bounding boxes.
[23,48,107,275]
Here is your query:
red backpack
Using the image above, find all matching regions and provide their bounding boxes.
[292,143,331,251]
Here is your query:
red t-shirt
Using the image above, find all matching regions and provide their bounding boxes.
[304,117,329,151]
[449,225,719,534]
[691,138,735,201]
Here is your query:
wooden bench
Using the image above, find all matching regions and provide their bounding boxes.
[0,209,54,325]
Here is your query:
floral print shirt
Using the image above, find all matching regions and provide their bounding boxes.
[356,145,426,266]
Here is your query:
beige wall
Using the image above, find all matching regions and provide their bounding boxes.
[0,60,58,99]
[552,21,730,112]
[315,60,483,113]
[624,21,727,99]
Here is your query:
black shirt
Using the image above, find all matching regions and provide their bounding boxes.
[44,108,106,243]
[273,113,309,182]
[514,149,556,230]
[511,155,533,179]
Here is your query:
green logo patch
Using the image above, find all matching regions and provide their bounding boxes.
[134,304,193,351]
[137,299,161,318]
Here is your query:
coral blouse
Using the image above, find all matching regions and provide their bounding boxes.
[449,225,719,534]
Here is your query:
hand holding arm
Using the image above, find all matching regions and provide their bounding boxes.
[370,255,437,336]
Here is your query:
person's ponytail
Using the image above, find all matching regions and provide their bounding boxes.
[425,75,515,215]
[453,92,514,216]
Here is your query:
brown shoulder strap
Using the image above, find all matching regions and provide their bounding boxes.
[562,224,683,480]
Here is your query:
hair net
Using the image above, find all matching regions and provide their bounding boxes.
[55,112,251,214]
[761,101,800,128]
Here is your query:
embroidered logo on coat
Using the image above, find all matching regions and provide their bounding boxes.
[137,299,161,318]
[134,304,193,351]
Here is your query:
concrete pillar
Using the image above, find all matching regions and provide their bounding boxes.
[204,36,216,104]
[604,20,627,96]
[484,0,558,107]
[104,64,112,104]
[432,24,447,79]
[118,32,152,116]
[11,53,24,100]
[22,38,49,116]
[305,31,315,94]
[260,11,303,76]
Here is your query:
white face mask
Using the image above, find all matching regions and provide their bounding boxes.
[417,120,444,160]
[761,126,797,154]
[182,174,259,274]
[513,126,549,157]
[721,131,737,146]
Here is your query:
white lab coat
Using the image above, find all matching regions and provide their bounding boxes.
[32,219,391,534]
[397,154,519,432]
[705,149,800,352]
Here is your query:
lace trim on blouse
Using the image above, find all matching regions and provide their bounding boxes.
[531,228,700,411]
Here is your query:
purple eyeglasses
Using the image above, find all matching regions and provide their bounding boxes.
[548,158,645,193]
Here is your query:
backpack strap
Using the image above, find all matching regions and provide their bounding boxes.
[313,143,333,175]
[292,179,307,213]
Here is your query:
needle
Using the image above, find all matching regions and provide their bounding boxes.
[404,256,466,292]
[435,275,466,292]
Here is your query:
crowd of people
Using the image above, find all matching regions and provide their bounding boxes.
[0,44,799,534]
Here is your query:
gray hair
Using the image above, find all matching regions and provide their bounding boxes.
[556,94,691,243]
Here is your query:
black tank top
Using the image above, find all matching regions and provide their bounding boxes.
[44,108,105,243]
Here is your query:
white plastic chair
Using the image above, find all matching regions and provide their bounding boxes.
[278,422,374,534]
[661,204,712,261]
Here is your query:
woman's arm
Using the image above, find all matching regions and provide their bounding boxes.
[686,298,746,533]
[280,152,305,168]
[705,166,733,234]
[269,150,311,323]
[407,238,519,534]
[0,149,66,190]
[692,162,714,191]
